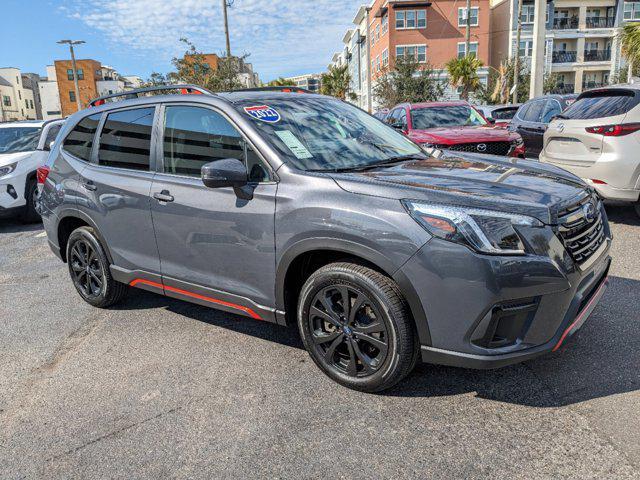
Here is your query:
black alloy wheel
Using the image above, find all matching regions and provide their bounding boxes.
[308,285,389,377]
[69,238,105,299]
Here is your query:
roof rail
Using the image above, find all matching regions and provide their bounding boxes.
[88,84,214,107]
[233,86,314,94]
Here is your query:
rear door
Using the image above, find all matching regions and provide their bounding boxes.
[77,106,161,276]
[149,103,277,320]
[514,100,546,157]
[544,89,639,165]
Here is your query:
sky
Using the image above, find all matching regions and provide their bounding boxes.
[1,0,364,82]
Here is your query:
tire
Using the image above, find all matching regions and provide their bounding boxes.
[66,226,128,308]
[21,178,40,223]
[635,202,640,219]
[297,262,417,392]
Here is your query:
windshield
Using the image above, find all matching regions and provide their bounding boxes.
[411,105,487,130]
[231,96,424,171]
[0,127,41,154]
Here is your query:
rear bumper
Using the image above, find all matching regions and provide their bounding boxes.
[584,179,640,203]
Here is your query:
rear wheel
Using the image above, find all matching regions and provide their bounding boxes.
[21,178,40,223]
[66,226,128,308]
[297,262,417,392]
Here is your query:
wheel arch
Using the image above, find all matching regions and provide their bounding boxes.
[56,211,114,264]
[276,238,432,346]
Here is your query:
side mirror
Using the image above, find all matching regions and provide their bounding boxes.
[201,158,248,189]
[44,140,55,151]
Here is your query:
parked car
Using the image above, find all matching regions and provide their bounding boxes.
[373,108,390,121]
[39,85,611,392]
[386,101,525,157]
[0,119,65,221]
[509,94,577,158]
[476,104,521,127]
[540,85,640,217]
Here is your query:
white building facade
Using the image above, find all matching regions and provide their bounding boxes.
[0,67,37,122]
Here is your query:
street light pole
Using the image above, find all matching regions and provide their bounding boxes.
[529,0,547,98]
[465,0,472,57]
[57,39,85,112]
[222,0,232,58]
[512,0,523,104]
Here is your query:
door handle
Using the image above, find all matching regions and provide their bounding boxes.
[82,180,97,191]
[153,190,174,203]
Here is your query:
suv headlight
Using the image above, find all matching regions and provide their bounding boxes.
[402,201,542,255]
[0,162,17,178]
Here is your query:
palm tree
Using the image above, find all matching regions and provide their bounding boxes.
[620,23,640,80]
[321,65,352,100]
[268,77,296,87]
[445,55,484,100]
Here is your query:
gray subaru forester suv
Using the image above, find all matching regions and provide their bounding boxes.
[38,86,612,392]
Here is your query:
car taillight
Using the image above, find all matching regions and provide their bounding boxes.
[37,165,50,185]
[586,123,640,136]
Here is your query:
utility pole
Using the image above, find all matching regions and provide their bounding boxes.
[57,39,85,112]
[529,0,546,98]
[465,0,472,57]
[512,0,523,104]
[222,0,232,58]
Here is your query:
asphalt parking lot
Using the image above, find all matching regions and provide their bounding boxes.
[1,207,639,479]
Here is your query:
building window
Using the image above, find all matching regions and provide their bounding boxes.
[382,48,389,67]
[396,10,427,29]
[25,99,29,109]
[521,4,535,24]
[519,40,533,57]
[458,7,479,27]
[457,42,479,58]
[396,45,427,63]
[67,68,85,81]
[69,90,76,102]
[2,95,10,107]
[382,14,388,34]
[77,68,84,80]
[18,90,21,100]
[376,24,381,40]
[30,100,34,109]
[624,2,640,20]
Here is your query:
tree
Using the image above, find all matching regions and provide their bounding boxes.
[373,56,445,108]
[445,55,483,100]
[321,65,353,100]
[268,77,295,87]
[476,59,529,105]
[620,23,640,79]
[171,38,248,92]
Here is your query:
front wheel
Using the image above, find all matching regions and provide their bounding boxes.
[21,178,40,223]
[297,262,417,392]
[66,226,128,308]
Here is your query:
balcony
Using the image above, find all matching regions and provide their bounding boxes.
[552,50,577,63]
[553,16,579,29]
[584,50,611,62]
[550,83,575,94]
[586,17,615,28]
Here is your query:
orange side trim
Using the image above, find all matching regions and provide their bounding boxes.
[129,278,263,320]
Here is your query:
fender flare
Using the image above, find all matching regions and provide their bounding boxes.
[56,209,114,264]
[275,237,432,346]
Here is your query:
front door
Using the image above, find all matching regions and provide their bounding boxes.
[149,104,277,321]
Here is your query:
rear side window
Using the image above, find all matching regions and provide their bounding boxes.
[63,114,101,161]
[492,107,517,120]
[98,107,154,171]
[516,103,530,121]
[523,100,545,123]
[542,101,562,123]
[562,90,640,120]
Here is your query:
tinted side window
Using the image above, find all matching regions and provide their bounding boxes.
[492,108,517,120]
[63,114,101,161]
[562,91,640,120]
[398,108,407,128]
[98,107,154,171]
[163,106,269,182]
[542,101,562,123]
[523,101,545,123]
[516,103,531,121]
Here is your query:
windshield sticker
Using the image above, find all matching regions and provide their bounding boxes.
[244,105,281,123]
[275,130,313,159]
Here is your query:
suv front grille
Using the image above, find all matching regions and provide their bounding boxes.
[557,195,606,265]
[440,141,512,156]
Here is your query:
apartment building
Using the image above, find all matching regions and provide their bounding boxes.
[39,65,62,121]
[0,67,37,122]
[491,0,632,94]
[21,73,43,119]
[369,0,491,100]
[284,73,323,92]
[53,59,102,117]
[184,53,261,88]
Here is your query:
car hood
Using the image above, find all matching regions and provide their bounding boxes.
[408,126,518,144]
[330,152,589,224]
[0,151,32,167]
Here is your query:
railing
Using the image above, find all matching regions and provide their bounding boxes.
[584,50,611,62]
[552,51,577,63]
[553,16,579,29]
[586,17,615,28]
[550,83,575,94]
[582,82,607,90]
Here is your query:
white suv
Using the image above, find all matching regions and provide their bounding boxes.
[0,119,65,222]
[540,85,640,217]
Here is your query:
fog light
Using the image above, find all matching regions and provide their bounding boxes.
[6,185,17,199]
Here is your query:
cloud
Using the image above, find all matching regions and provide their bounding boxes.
[65,0,364,80]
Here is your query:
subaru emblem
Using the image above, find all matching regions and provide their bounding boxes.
[477,143,487,152]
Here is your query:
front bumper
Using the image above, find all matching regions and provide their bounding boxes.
[0,173,28,210]
[398,233,612,369]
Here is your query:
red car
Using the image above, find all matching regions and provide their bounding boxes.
[386,101,525,158]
